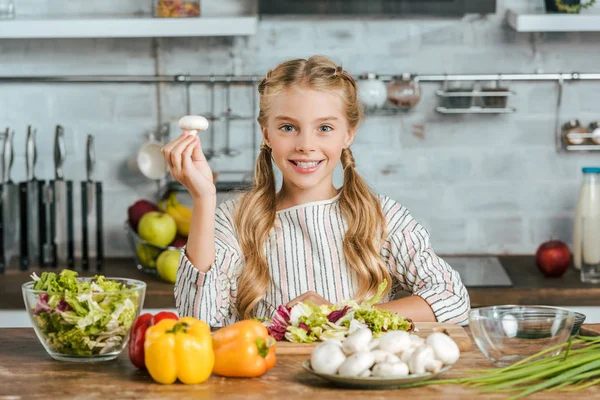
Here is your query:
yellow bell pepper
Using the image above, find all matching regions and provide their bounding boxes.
[144,317,214,385]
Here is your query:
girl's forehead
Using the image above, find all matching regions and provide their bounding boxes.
[270,86,345,120]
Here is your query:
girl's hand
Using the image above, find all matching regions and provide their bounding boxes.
[287,291,332,308]
[162,131,216,199]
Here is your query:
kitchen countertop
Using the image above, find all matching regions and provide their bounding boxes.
[1,256,599,310]
[1,327,598,399]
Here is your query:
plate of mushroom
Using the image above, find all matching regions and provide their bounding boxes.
[302,328,458,389]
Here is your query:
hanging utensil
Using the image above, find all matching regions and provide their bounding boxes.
[19,125,38,270]
[0,127,12,273]
[222,79,241,157]
[52,125,74,268]
[204,77,217,160]
[81,134,102,271]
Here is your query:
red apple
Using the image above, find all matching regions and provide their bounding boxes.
[535,240,571,277]
[170,236,187,249]
[128,200,159,231]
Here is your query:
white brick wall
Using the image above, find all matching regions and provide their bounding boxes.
[1,0,599,259]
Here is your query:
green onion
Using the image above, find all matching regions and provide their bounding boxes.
[402,335,600,398]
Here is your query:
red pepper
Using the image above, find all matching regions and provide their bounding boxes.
[129,311,178,369]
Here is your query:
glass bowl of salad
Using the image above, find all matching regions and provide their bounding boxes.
[22,270,146,362]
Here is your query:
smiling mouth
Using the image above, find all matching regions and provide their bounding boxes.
[290,160,324,168]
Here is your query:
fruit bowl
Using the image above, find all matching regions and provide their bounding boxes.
[23,274,146,362]
[124,221,183,282]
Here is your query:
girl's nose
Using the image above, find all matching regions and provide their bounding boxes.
[295,132,317,153]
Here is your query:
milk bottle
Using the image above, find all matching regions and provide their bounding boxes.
[573,167,600,270]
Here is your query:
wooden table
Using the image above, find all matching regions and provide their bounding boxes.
[1,328,599,399]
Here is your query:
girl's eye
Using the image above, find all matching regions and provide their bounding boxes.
[319,125,333,133]
[280,124,295,132]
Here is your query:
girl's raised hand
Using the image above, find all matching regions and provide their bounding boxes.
[162,131,216,199]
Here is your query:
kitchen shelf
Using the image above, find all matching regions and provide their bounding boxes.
[0,16,258,39]
[436,106,515,114]
[506,8,600,32]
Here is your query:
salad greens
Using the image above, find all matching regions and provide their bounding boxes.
[29,270,140,356]
[264,280,414,343]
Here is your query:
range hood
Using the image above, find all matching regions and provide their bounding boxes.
[259,0,496,16]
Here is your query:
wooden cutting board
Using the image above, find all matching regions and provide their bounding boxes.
[275,322,471,355]
[579,324,600,336]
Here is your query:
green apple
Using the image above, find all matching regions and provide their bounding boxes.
[138,211,177,247]
[136,243,161,269]
[157,249,181,284]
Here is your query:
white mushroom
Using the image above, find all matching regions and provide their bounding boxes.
[368,338,381,351]
[408,345,443,374]
[371,349,392,364]
[342,328,372,355]
[372,361,410,377]
[409,334,425,348]
[338,351,375,377]
[426,332,461,365]
[377,330,412,354]
[310,342,347,375]
[400,347,415,364]
[178,115,209,135]
[358,369,372,378]
[385,353,402,364]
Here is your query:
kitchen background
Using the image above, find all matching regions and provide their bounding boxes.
[1,0,600,259]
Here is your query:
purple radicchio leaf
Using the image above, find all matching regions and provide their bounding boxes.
[327,306,351,323]
[33,293,52,316]
[267,305,291,341]
[56,299,72,312]
[298,322,311,333]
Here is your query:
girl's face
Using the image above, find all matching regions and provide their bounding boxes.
[262,86,355,194]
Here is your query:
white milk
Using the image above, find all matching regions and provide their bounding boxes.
[573,169,600,269]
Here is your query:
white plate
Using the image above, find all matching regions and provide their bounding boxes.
[301,360,452,389]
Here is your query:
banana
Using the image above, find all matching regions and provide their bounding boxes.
[159,192,192,237]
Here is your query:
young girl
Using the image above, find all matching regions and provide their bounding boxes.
[162,55,470,328]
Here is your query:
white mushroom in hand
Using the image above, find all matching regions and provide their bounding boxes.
[178,115,209,135]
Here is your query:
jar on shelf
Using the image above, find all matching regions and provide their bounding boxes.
[479,82,510,109]
[441,81,475,109]
[588,121,600,145]
[562,120,587,146]
[356,73,388,111]
[154,0,200,18]
[387,73,421,111]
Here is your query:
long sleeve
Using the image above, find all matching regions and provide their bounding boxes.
[174,198,243,327]
[380,196,471,325]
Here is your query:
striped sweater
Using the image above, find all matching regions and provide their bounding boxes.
[175,192,471,327]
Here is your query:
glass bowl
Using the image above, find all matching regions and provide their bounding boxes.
[124,221,183,280]
[469,305,575,367]
[22,277,146,362]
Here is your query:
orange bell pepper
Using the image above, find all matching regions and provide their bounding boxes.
[212,320,277,377]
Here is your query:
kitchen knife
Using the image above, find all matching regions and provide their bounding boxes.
[37,179,46,267]
[2,128,18,271]
[0,128,7,273]
[53,125,69,268]
[26,126,39,267]
[96,182,103,271]
[81,135,95,271]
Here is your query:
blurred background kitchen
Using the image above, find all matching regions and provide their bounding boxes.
[1,0,600,324]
